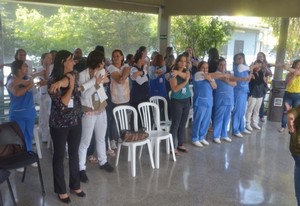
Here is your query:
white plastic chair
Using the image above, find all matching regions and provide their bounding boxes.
[185,84,194,128]
[33,125,42,159]
[138,102,176,169]
[113,105,154,177]
[149,96,171,132]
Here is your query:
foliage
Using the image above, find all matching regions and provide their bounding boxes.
[263,17,300,61]
[1,3,158,66]
[170,16,233,58]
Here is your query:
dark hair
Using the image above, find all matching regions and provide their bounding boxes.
[182,52,189,58]
[126,54,133,62]
[11,60,25,75]
[254,60,263,64]
[51,50,73,80]
[217,57,226,65]
[208,48,219,60]
[173,54,186,71]
[134,46,147,64]
[233,53,246,65]
[50,50,57,54]
[152,54,164,67]
[111,49,124,65]
[292,59,300,69]
[86,50,104,70]
[14,49,26,61]
[95,45,105,56]
[198,61,208,71]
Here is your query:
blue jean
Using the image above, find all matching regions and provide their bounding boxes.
[281,92,300,128]
[170,98,190,147]
[293,155,300,205]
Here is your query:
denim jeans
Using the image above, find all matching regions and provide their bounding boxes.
[293,155,300,205]
[281,92,300,128]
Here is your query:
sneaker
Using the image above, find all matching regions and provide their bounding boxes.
[246,126,253,131]
[213,138,221,144]
[234,133,243,138]
[243,129,251,134]
[99,162,114,173]
[110,140,117,150]
[192,141,203,147]
[31,162,38,168]
[79,170,89,183]
[253,125,261,130]
[16,168,24,172]
[199,139,210,146]
[278,127,285,133]
[260,118,265,123]
[222,137,232,142]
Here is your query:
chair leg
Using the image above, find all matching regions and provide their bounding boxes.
[37,161,46,195]
[34,127,42,159]
[168,134,176,162]
[166,138,170,154]
[130,145,136,177]
[21,167,27,182]
[138,145,143,159]
[155,139,161,169]
[115,144,122,166]
[6,178,17,206]
[146,140,155,169]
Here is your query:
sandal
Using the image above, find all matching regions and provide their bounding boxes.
[88,155,98,164]
[177,146,189,153]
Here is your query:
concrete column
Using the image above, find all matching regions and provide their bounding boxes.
[158,7,170,55]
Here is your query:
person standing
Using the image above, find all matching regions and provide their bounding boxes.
[6,60,37,152]
[169,54,191,155]
[78,50,114,184]
[48,50,85,203]
[36,53,53,143]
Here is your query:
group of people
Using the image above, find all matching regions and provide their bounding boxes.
[4,45,300,204]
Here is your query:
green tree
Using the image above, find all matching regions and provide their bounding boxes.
[263,17,300,61]
[2,3,158,66]
[170,16,233,58]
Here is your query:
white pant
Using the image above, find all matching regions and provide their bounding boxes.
[246,96,263,127]
[38,94,51,141]
[79,111,107,170]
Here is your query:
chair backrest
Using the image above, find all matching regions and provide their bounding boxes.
[138,102,161,131]
[0,121,26,158]
[149,96,170,122]
[113,105,138,136]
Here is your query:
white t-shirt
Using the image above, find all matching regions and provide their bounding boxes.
[107,64,130,104]
[36,65,53,95]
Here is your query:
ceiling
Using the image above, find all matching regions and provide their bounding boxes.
[11,0,300,17]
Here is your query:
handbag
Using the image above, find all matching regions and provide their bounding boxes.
[120,128,149,142]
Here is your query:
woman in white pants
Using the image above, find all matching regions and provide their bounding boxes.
[78,50,114,183]
[246,60,265,131]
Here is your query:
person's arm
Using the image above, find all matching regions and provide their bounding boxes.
[7,77,34,97]
[171,70,187,79]
[203,73,217,89]
[130,67,144,80]
[170,72,190,93]
[110,66,130,83]
[286,70,300,86]
[60,73,75,106]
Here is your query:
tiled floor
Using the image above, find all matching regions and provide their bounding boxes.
[0,119,296,206]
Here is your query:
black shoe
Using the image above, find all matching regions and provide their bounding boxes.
[58,194,71,204]
[79,170,89,183]
[99,162,114,173]
[70,189,86,197]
